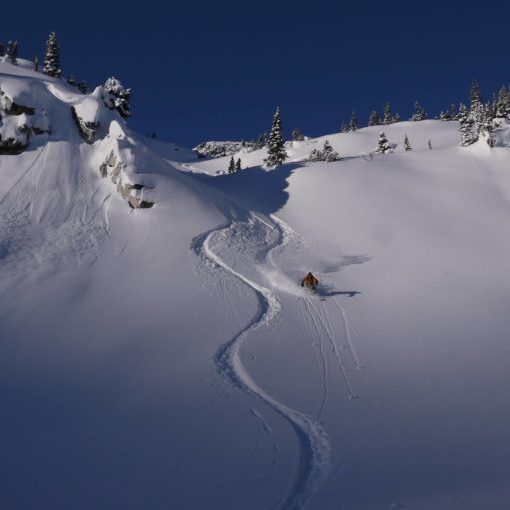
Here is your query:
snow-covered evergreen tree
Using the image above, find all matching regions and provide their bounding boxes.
[393,112,401,123]
[458,103,478,147]
[235,158,242,172]
[104,77,132,119]
[439,110,450,121]
[43,32,61,78]
[227,156,236,174]
[374,132,392,154]
[411,100,427,121]
[309,140,340,162]
[349,111,359,132]
[292,127,305,141]
[264,107,287,167]
[383,103,394,124]
[34,56,39,72]
[78,81,88,94]
[0,42,5,57]
[404,134,412,151]
[6,41,18,64]
[253,132,268,149]
[368,111,381,126]
[340,122,349,133]
[470,79,483,107]
[495,86,509,118]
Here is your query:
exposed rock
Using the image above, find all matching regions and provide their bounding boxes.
[98,152,154,209]
[71,106,99,144]
[0,136,28,155]
[3,96,35,116]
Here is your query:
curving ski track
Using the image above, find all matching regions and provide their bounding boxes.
[193,214,332,510]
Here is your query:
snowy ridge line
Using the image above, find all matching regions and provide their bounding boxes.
[192,215,332,510]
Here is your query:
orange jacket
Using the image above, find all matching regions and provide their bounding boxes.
[301,273,318,287]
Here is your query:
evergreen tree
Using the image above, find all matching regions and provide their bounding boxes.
[104,77,132,119]
[449,103,458,120]
[340,121,349,133]
[470,79,483,107]
[439,110,450,121]
[404,134,412,151]
[235,158,242,172]
[78,81,88,94]
[495,86,509,118]
[264,107,287,167]
[6,41,18,64]
[411,100,427,121]
[374,132,392,154]
[0,42,5,57]
[368,110,381,126]
[393,112,401,123]
[458,103,478,146]
[428,139,432,150]
[254,132,268,149]
[383,102,394,124]
[349,111,359,132]
[309,140,340,162]
[292,127,305,141]
[34,56,39,72]
[227,156,236,174]
[43,32,61,77]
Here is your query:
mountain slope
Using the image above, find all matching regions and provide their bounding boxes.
[2,59,510,510]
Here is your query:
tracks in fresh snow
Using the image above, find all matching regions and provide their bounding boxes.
[300,296,361,401]
[193,214,332,510]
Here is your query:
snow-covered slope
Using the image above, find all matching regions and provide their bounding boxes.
[2,59,510,510]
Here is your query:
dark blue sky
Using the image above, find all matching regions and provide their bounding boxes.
[6,1,510,147]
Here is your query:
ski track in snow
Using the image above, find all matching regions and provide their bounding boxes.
[331,297,365,370]
[305,297,359,400]
[192,214,332,510]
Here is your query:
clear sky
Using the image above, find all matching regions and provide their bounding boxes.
[5,1,510,147]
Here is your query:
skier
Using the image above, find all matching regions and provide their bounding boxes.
[301,272,319,292]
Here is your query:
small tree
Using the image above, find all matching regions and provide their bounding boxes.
[253,132,268,149]
[449,103,459,120]
[43,32,61,77]
[104,77,132,119]
[470,79,483,107]
[404,134,412,151]
[292,127,305,141]
[227,156,236,174]
[349,111,359,132]
[439,110,450,121]
[340,122,349,133]
[393,112,401,123]
[235,158,242,172]
[34,56,39,72]
[78,81,88,94]
[383,102,394,124]
[428,139,432,150]
[0,42,5,57]
[368,110,381,126]
[411,100,427,121]
[264,107,287,167]
[374,132,392,154]
[458,103,478,147]
[6,41,18,64]
[309,140,340,162]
